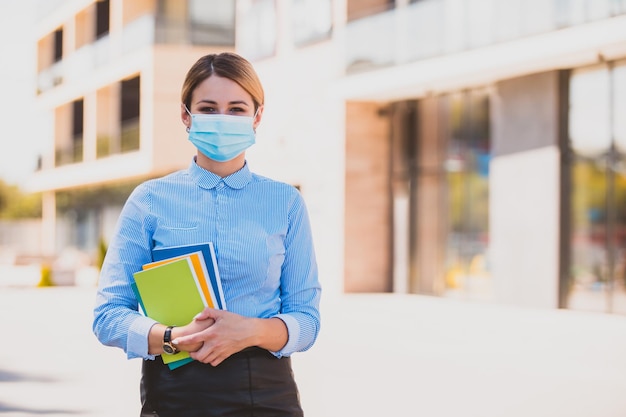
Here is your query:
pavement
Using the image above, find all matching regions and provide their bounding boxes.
[1,285,626,417]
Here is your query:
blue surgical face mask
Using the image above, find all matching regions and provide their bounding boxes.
[185,105,257,162]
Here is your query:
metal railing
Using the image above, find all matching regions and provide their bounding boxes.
[345,0,626,72]
[55,140,83,166]
[96,118,140,159]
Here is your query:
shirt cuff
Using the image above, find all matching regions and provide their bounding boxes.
[270,314,300,358]
[127,316,158,360]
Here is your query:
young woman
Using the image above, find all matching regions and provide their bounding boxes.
[93,52,321,417]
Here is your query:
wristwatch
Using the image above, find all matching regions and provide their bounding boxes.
[162,326,179,355]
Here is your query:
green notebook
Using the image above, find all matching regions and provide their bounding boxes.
[133,257,206,366]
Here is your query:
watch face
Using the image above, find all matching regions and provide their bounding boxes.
[163,344,176,354]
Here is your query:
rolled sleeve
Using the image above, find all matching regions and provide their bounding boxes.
[270,313,301,358]
[127,317,158,360]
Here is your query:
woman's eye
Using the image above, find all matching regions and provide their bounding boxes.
[198,107,216,113]
[229,107,245,114]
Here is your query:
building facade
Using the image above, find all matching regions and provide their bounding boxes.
[29,0,237,261]
[333,0,626,315]
[28,0,626,314]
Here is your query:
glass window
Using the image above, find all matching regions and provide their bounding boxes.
[292,0,332,46]
[391,90,491,300]
[72,99,84,138]
[120,75,140,153]
[568,63,626,315]
[466,0,495,48]
[442,91,491,300]
[188,0,235,45]
[555,0,585,27]
[55,99,83,166]
[615,0,626,14]
[96,0,110,39]
[587,0,613,20]
[72,99,84,163]
[569,66,611,156]
[54,28,63,62]
[238,0,277,60]
[614,61,626,151]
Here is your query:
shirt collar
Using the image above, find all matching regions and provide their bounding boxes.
[188,157,252,190]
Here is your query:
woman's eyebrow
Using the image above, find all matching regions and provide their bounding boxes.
[228,100,250,106]
[195,99,218,105]
[195,99,250,106]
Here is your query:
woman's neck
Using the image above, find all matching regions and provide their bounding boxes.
[196,153,246,178]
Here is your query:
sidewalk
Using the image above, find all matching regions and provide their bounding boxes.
[1,286,626,416]
[0,286,139,416]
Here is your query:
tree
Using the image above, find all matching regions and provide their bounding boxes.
[0,179,42,219]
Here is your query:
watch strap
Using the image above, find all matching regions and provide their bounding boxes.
[164,326,175,343]
[162,326,179,354]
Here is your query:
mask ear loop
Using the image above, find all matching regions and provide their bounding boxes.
[252,107,261,133]
[183,104,192,132]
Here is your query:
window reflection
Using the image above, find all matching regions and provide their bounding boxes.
[155,0,235,46]
[443,91,491,300]
[238,0,277,60]
[393,91,491,300]
[569,66,611,157]
[568,61,626,314]
[291,0,332,46]
[188,0,235,45]
[614,63,626,152]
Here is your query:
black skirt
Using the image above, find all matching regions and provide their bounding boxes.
[140,347,304,417]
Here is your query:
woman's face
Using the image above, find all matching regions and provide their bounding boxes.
[182,75,262,130]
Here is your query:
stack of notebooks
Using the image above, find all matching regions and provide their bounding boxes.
[131,242,226,370]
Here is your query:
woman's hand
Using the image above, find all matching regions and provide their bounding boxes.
[172,308,259,366]
[173,308,289,366]
[172,314,216,353]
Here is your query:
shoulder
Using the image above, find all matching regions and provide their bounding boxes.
[134,169,190,193]
[249,173,301,199]
[126,169,190,204]
[250,172,298,191]
[248,173,308,218]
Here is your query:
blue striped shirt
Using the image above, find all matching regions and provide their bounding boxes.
[93,159,321,360]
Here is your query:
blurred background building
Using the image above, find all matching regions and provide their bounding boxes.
[22,0,626,315]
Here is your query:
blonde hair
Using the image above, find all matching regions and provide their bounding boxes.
[181,52,265,111]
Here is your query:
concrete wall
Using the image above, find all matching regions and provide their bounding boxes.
[344,101,392,292]
[490,71,563,308]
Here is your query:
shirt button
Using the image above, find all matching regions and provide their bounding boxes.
[216,181,225,190]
